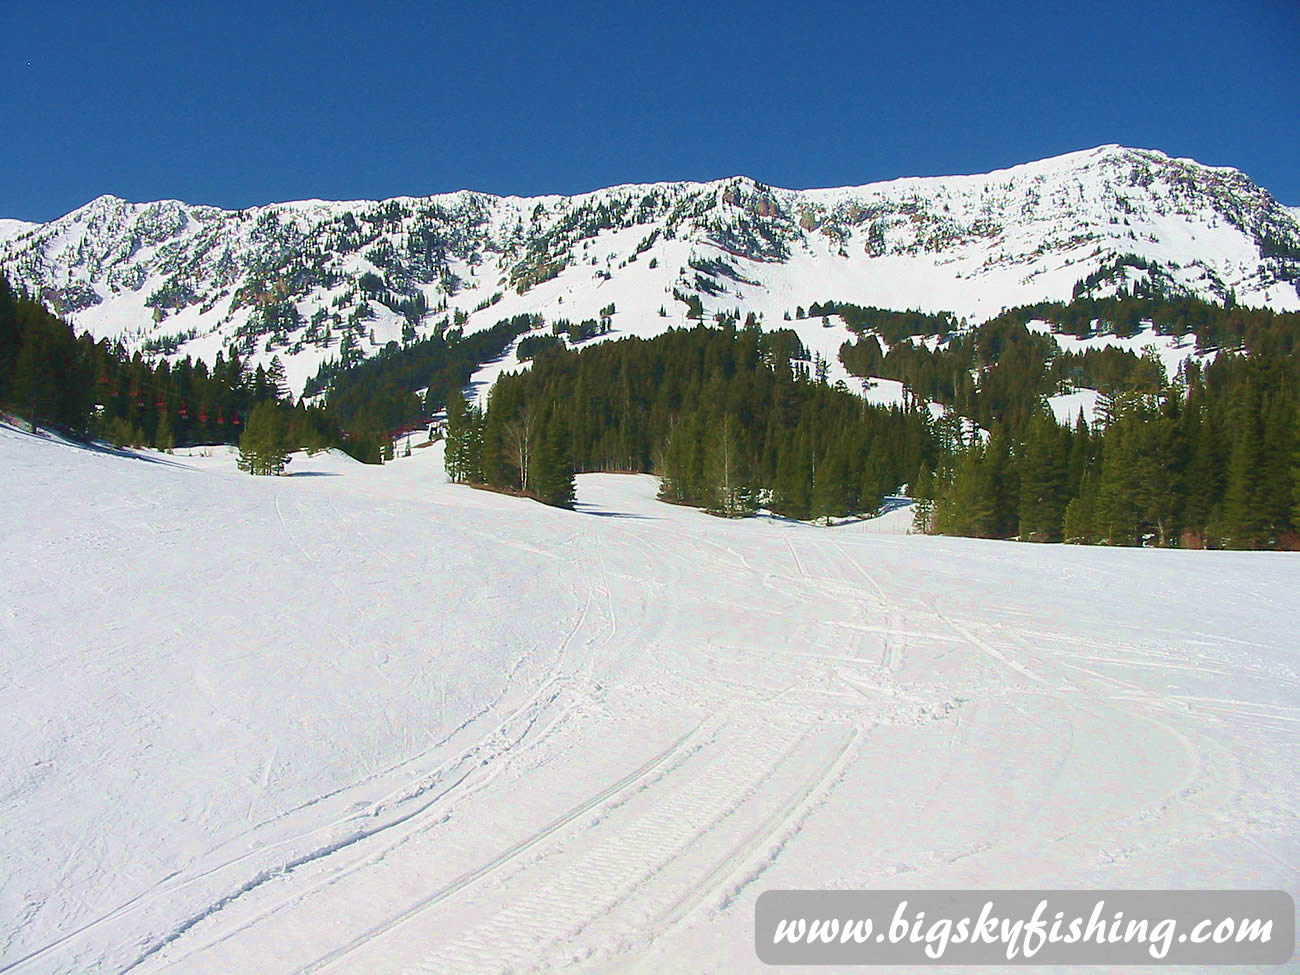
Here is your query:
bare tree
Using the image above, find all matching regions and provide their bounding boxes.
[504,406,537,491]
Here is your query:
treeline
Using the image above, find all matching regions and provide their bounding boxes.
[839,292,1300,432]
[982,293,1300,352]
[446,323,931,517]
[892,298,1300,549]
[800,301,959,344]
[840,313,1054,430]
[0,273,534,468]
[0,273,337,451]
[304,314,537,436]
[915,352,1299,548]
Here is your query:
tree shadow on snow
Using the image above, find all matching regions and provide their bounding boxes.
[572,503,657,521]
[0,422,198,471]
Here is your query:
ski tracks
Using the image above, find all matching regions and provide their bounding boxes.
[291,720,713,974]
[917,598,1247,880]
[648,723,864,934]
[11,620,590,975]
[102,520,624,973]
[392,716,860,975]
[830,539,908,672]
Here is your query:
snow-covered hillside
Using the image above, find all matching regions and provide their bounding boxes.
[0,219,37,242]
[2,424,1296,973]
[2,146,1298,398]
[1028,318,1215,425]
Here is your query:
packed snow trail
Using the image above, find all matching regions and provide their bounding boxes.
[0,424,1296,973]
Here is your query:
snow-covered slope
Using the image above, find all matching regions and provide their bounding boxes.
[0,218,37,242]
[1028,317,1215,425]
[2,146,1298,397]
[2,424,1297,973]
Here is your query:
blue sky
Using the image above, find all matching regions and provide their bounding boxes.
[2,0,1297,221]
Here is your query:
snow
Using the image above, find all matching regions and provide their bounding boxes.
[1047,387,1102,426]
[1026,317,1214,383]
[0,218,37,242]
[2,422,1297,974]
[4,145,1297,406]
[854,375,947,419]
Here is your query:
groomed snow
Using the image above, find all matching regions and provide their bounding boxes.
[1,424,1297,974]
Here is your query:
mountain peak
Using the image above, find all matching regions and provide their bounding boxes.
[81,193,132,212]
[2,148,1296,396]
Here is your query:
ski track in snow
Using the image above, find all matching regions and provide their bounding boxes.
[1,425,1298,974]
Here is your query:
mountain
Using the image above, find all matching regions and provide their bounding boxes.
[0,218,37,241]
[2,145,1298,396]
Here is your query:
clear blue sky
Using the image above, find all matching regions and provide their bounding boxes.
[2,0,1297,222]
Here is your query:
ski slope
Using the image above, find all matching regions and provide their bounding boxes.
[1,424,1297,973]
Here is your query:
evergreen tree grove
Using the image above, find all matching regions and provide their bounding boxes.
[460,323,928,516]
[237,402,292,475]
[0,273,349,454]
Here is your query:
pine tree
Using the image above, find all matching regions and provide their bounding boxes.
[768,432,812,520]
[12,322,57,429]
[1018,409,1068,541]
[1066,412,1091,487]
[268,355,289,400]
[1131,407,1181,546]
[910,462,935,533]
[1063,470,1098,543]
[1221,385,1264,548]
[1258,395,1295,541]
[931,428,1020,540]
[706,413,754,517]
[933,445,994,537]
[480,388,507,487]
[155,409,176,452]
[858,450,887,516]
[1292,407,1300,534]
[444,388,475,482]
[237,401,291,475]
[811,441,852,523]
[984,424,1019,538]
[1094,417,1139,545]
[0,274,19,400]
[528,410,576,508]
[660,413,706,505]
[1180,397,1219,544]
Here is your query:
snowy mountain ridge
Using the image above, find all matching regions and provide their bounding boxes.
[2,144,1298,396]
